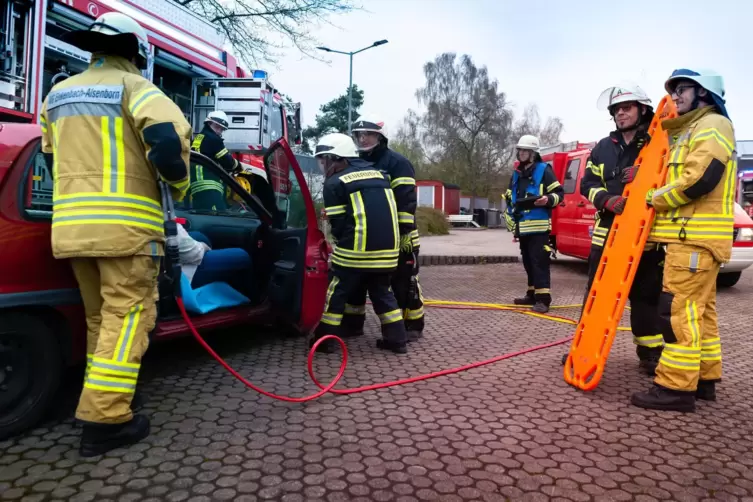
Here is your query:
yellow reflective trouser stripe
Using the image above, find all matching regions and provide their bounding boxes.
[344,304,366,315]
[379,309,403,325]
[406,306,424,320]
[658,343,701,371]
[701,337,722,361]
[634,334,664,348]
[114,304,143,363]
[351,192,367,252]
[334,247,399,259]
[101,116,125,194]
[385,189,400,249]
[130,88,162,116]
[330,255,399,269]
[321,312,343,326]
[196,165,204,181]
[535,288,550,294]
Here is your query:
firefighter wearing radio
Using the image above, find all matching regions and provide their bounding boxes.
[566,84,666,375]
[40,11,192,456]
[631,69,736,413]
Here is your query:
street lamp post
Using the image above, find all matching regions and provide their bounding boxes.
[317,40,388,134]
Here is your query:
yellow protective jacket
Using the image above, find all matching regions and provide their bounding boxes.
[40,55,191,259]
[648,106,737,263]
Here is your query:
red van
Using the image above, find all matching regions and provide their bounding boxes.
[544,143,753,288]
[0,123,329,439]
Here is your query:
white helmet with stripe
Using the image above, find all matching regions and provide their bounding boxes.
[597,84,652,113]
[352,115,388,152]
[64,11,150,69]
[206,110,230,130]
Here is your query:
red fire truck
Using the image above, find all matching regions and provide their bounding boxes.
[541,141,753,288]
[0,0,301,194]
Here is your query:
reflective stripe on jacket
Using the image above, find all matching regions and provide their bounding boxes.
[39,55,191,259]
[506,162,564,236]
[648,107,736,263]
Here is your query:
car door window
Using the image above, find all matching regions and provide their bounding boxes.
[563,159,582,194]
[264,142,308,229]
[177,157,260,220]
[22,149,54,219]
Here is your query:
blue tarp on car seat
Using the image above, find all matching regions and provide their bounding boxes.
[180,273,250,315]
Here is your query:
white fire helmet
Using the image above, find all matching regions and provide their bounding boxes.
[516,135,540,152]
[597,84,652,113]
[63,12,150,69]
[205,110,230,130]
[315,133,358,165]
[352,115,388,152]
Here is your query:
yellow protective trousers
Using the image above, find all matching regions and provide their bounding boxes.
[654,243,722,392]
[71,255,160,424]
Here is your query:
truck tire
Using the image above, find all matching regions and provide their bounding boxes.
[717,271,742,288]
[0,313,63,440]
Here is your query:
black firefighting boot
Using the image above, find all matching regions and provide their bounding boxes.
[131,391,145,413]
[514,289,536,305]
[696,380,717,401]
[631,385,696,413]
[532,293,551,314]
[407,330,423,342]
[636,346,662,376]
[376,339,408,354]
[340,329,364,339]
[80,415,151,457]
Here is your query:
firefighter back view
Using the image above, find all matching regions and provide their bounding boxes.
[504,135,564,313]
[313,133,409,354]
[632,69,736,412]
[189,110,241,210]
[342,116,424,341]
[40,12,191,456]
[565,84,666,374]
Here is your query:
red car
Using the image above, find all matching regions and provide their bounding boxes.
[0,123,330,439]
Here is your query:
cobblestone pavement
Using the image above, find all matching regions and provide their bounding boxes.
[2,263,753,501]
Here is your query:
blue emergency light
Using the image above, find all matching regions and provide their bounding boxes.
[252,70,267,80]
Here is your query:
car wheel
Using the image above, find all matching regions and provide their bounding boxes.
[0,313,63,440]
[717,271,742,288]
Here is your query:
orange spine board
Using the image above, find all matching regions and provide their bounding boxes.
[563,96,678,391]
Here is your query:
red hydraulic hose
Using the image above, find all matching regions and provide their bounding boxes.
[176,298,573,403]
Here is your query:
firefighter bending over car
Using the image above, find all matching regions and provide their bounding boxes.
[631,69,735,413]
[189,110,241,210]
[40,12,191,456]
[561,84,665,375]
[338,116,425,341]
[504,135,564,313]
[313,133,409,354]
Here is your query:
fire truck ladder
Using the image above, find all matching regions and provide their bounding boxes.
[563,96,678,391]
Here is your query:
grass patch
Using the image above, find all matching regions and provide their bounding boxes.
[416,206,450,236]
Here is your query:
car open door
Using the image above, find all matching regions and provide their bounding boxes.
[263,139,329,334]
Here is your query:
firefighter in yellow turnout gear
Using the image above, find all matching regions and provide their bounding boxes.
[40,12,191,455]
[632,69,735,413]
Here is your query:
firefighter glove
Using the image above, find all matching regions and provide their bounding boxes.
[400,234,413,252]
[604,195,626,214]
[621,165,639,183]
[645,188,655,207]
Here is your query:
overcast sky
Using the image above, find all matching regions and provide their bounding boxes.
[269,0,750,145]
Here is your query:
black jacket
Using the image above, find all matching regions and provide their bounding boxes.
[191,125,240,174]
[580,129,650,239]
[323,158,400,271]
[360,145,418,237]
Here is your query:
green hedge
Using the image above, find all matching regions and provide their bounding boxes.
[416,206,450,236]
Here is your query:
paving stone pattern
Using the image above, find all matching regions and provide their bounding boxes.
[2,262,753,501]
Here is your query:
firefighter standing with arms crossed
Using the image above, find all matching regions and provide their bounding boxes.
[189,110,242,210]
[505,135,564,313]
[340,117,425,341]
[40,12,191,455]
[631,69,735,412]
[562,84,665,374]
[312,133,409,354]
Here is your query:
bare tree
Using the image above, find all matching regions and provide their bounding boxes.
[415,53,514,209]
[390,110,430,178]
[512,104,564,148]
[173,0,355,66]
